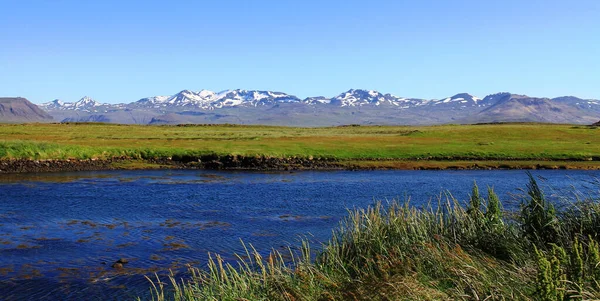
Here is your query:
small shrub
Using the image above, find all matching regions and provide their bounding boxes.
[570,237,585,290]
[535,245,566,301]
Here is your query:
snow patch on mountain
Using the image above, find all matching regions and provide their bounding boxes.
[430,93,481,106]
[303,96,332,104]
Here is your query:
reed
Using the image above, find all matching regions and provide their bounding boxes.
[141,176,600,300]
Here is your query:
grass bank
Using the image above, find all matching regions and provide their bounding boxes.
[0,123,599,170]
[144,174,600,300]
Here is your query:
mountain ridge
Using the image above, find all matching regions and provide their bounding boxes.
[33,89,600,126]
[39,89,600,111]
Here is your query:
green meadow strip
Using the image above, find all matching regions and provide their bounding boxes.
[1,123,599,162]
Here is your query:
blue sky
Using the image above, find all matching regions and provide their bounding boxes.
[1,0,599,104]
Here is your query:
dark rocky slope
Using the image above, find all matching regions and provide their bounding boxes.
[0,97,54,123]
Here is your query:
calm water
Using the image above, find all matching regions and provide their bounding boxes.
[0,169,599,300]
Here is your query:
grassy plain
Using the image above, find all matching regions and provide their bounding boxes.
[0,123,599,168]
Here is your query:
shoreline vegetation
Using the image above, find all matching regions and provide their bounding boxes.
[142,174,600,300]
[0,122,599,173]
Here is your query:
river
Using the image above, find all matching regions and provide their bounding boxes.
[0,169,598,300]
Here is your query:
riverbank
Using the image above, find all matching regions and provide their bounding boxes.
[2,157,600,173]
[0,156,344,173]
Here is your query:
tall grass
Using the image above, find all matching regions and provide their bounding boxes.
[141,175,600,300]
[144,202,532,300]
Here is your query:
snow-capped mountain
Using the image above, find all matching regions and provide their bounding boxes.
[134,90,218,109]
[320,89,443,108]
[37,89,600,126]
[328,89,412,107]
[135,95,176,107]
[40,96,107,111]
[552,96,600,112]
[41,90,487,112]
[41,99,66,110]
[133,89,301,109]
[213,90,301,108]
[297,89,428,107]
[74,96,102,109]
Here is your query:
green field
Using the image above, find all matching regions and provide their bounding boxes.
[1,123,599,168]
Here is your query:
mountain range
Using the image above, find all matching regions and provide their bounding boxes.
[15,89,600,126]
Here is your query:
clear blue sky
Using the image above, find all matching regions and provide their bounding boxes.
[1,0,599,104]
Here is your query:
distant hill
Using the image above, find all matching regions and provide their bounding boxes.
[459,93,599,124]
[0,97,54,123]
[36,90,600,126]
